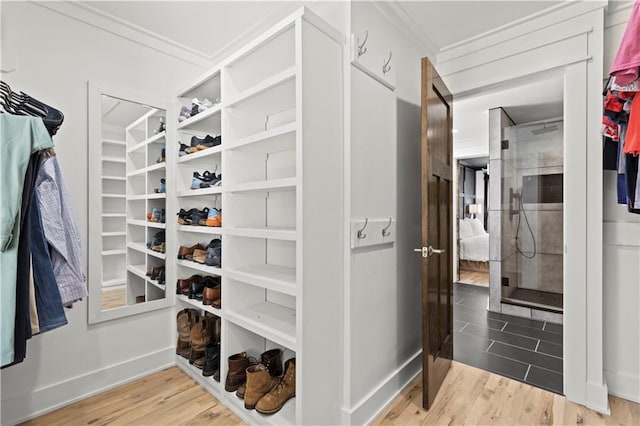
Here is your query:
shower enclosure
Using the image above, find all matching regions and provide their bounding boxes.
[488,107,564,323]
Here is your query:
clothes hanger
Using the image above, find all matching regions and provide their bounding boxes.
[0,80,64,135]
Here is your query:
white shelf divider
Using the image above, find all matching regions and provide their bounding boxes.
[224,265,296,296]
[177,225,223,235]
[225,177,296,194]
[224,226,296,241]
[225,122,296,152]
[176,294,223,317]
[102,249,126,256]
[177,145,223,163]
[225,66,296,108]
[177,187,222,197]
[225,302,297,351]
[177,104,222,130]
[176,259,222,275]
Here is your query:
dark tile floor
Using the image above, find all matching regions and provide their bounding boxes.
[453,283,564,395]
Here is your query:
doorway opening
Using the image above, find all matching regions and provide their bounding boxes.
[451,75,564,396]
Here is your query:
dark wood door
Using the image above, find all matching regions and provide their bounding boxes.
[420,57,453,409]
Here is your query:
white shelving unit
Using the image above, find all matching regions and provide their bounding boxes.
[125,108,168,303]
[171,9,344,425]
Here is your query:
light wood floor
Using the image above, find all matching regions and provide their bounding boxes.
[458,270,489,287]
[101,288,126,310]
[23,363,639,425]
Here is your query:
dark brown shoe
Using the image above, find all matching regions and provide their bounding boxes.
[255,358,296,415]
[225,352,250,392]
[176,274,203,295]
[176,309,196,358]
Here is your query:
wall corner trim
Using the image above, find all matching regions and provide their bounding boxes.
[1,347,175,425]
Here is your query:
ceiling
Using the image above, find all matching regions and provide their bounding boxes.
[101,95,153,127]
[83,1,563,57]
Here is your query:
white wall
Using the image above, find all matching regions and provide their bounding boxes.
[0,2,206,424]
[602,2,640,403]
[344,2,434,424]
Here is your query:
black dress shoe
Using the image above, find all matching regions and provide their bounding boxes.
[202,341,220,377]
[189,281,205,300]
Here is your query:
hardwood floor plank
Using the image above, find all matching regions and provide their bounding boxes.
[22,363,639,426]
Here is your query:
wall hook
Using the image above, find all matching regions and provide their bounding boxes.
[383,51,392,75]
[357,218,368,239]
[382,217,392,237]
[357,30,369,58]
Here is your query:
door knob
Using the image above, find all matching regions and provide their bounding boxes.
[414,246,446,258]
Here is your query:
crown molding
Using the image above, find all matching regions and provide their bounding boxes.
[377,0,439,57]
[29,1,303,71]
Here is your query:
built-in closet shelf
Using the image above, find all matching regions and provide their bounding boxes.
[176,259,222,275]
[225,226,296,241]
[102,139,126,146]
[225,386,296,426]
[102,249,126,256]
[127,264,147,279]
[102,213,126,218]
[177,146,223,163]
[127,242,167,260]
[225,177,296,194]
[127,163,166,177]
[102,156,126,164]
[175,355,223,397]
[225,302,297,351]
[101,231,126,237]
[177,294,223,316]
[148,193,167,200]
[102,278,126,288]
[177,225,223,235]
[147,280,166,291]
[225,67,296,108]
[102,175,126,181]
[225,122,296,153]
[177,187,222,197]
[127,219,166,229]
[102,194,126,199]
[127,132,166,154]
[225,265,296,296]
[177,104,222,130]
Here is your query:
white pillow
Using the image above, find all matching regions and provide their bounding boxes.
[469,218,486,236]
[458,219,473,239]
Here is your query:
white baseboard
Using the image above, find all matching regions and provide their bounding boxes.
[605,369,640,403]
[1,347,175,425]
[584,380,611,415]
[342,350,422,425]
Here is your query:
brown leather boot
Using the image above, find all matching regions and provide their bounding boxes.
[244,364,279,410]
[202,284,220,306]
[255,358,296,415]
[176,309,194,358]
[225,352,250,392]
[189,316,206,367]
[193,315,216,368]
[236,348,282,399]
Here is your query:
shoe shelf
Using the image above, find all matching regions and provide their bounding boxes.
[225,302,297,351]
[177,104,222,131]
[102,156,126,164]
[127,242,166,260]
[176,294,223,317]
[102,193,126,199]
[176,259,222,275]
[225,67,295,109]
[225,177,296,194]
[176,186,222,197]
[225,122,296,153]
[177,145,223,164]
[102,213,126,218]
[127,219,166,229]
[175,355,223,397]
[102,175,126,181]
[102,249,126,256]
[224,386,296,426]
[127,264,146,279]
[177,224,223,235]
[147,193,166,200]
[102,138,126,146]
[101,231,126,237]
[224,265,296,296]
[224,226,296,241]
[147,279,166,292]
[102,277,126,288]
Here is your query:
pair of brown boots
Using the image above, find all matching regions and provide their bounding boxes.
[176,309,220,368]
[225,349,296,414]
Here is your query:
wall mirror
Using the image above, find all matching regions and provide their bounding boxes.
[87,82,172,324]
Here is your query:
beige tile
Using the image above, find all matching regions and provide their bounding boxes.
[489,261,502,312]
[489,210,501,261]
[519,253,563,293]
[501,303,532,319]
[489,159,501,210]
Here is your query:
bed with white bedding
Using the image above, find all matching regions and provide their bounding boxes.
[458,218,489,263]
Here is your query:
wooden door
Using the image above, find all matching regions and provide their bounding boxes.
[419,57,453,409]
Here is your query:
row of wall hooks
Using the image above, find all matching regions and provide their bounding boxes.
[351,217,396,249]
[355,30,393,77]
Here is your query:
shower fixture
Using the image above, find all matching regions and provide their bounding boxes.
[511,189,537,259]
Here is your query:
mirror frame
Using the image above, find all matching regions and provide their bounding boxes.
[87,81,173,324]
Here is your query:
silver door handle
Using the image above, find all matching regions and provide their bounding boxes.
[414,246,446,258]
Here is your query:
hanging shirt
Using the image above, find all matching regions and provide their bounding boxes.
[624,98,640,155]
[36,155,87,305]
[0,115,53,367]
[610,1,640,86]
